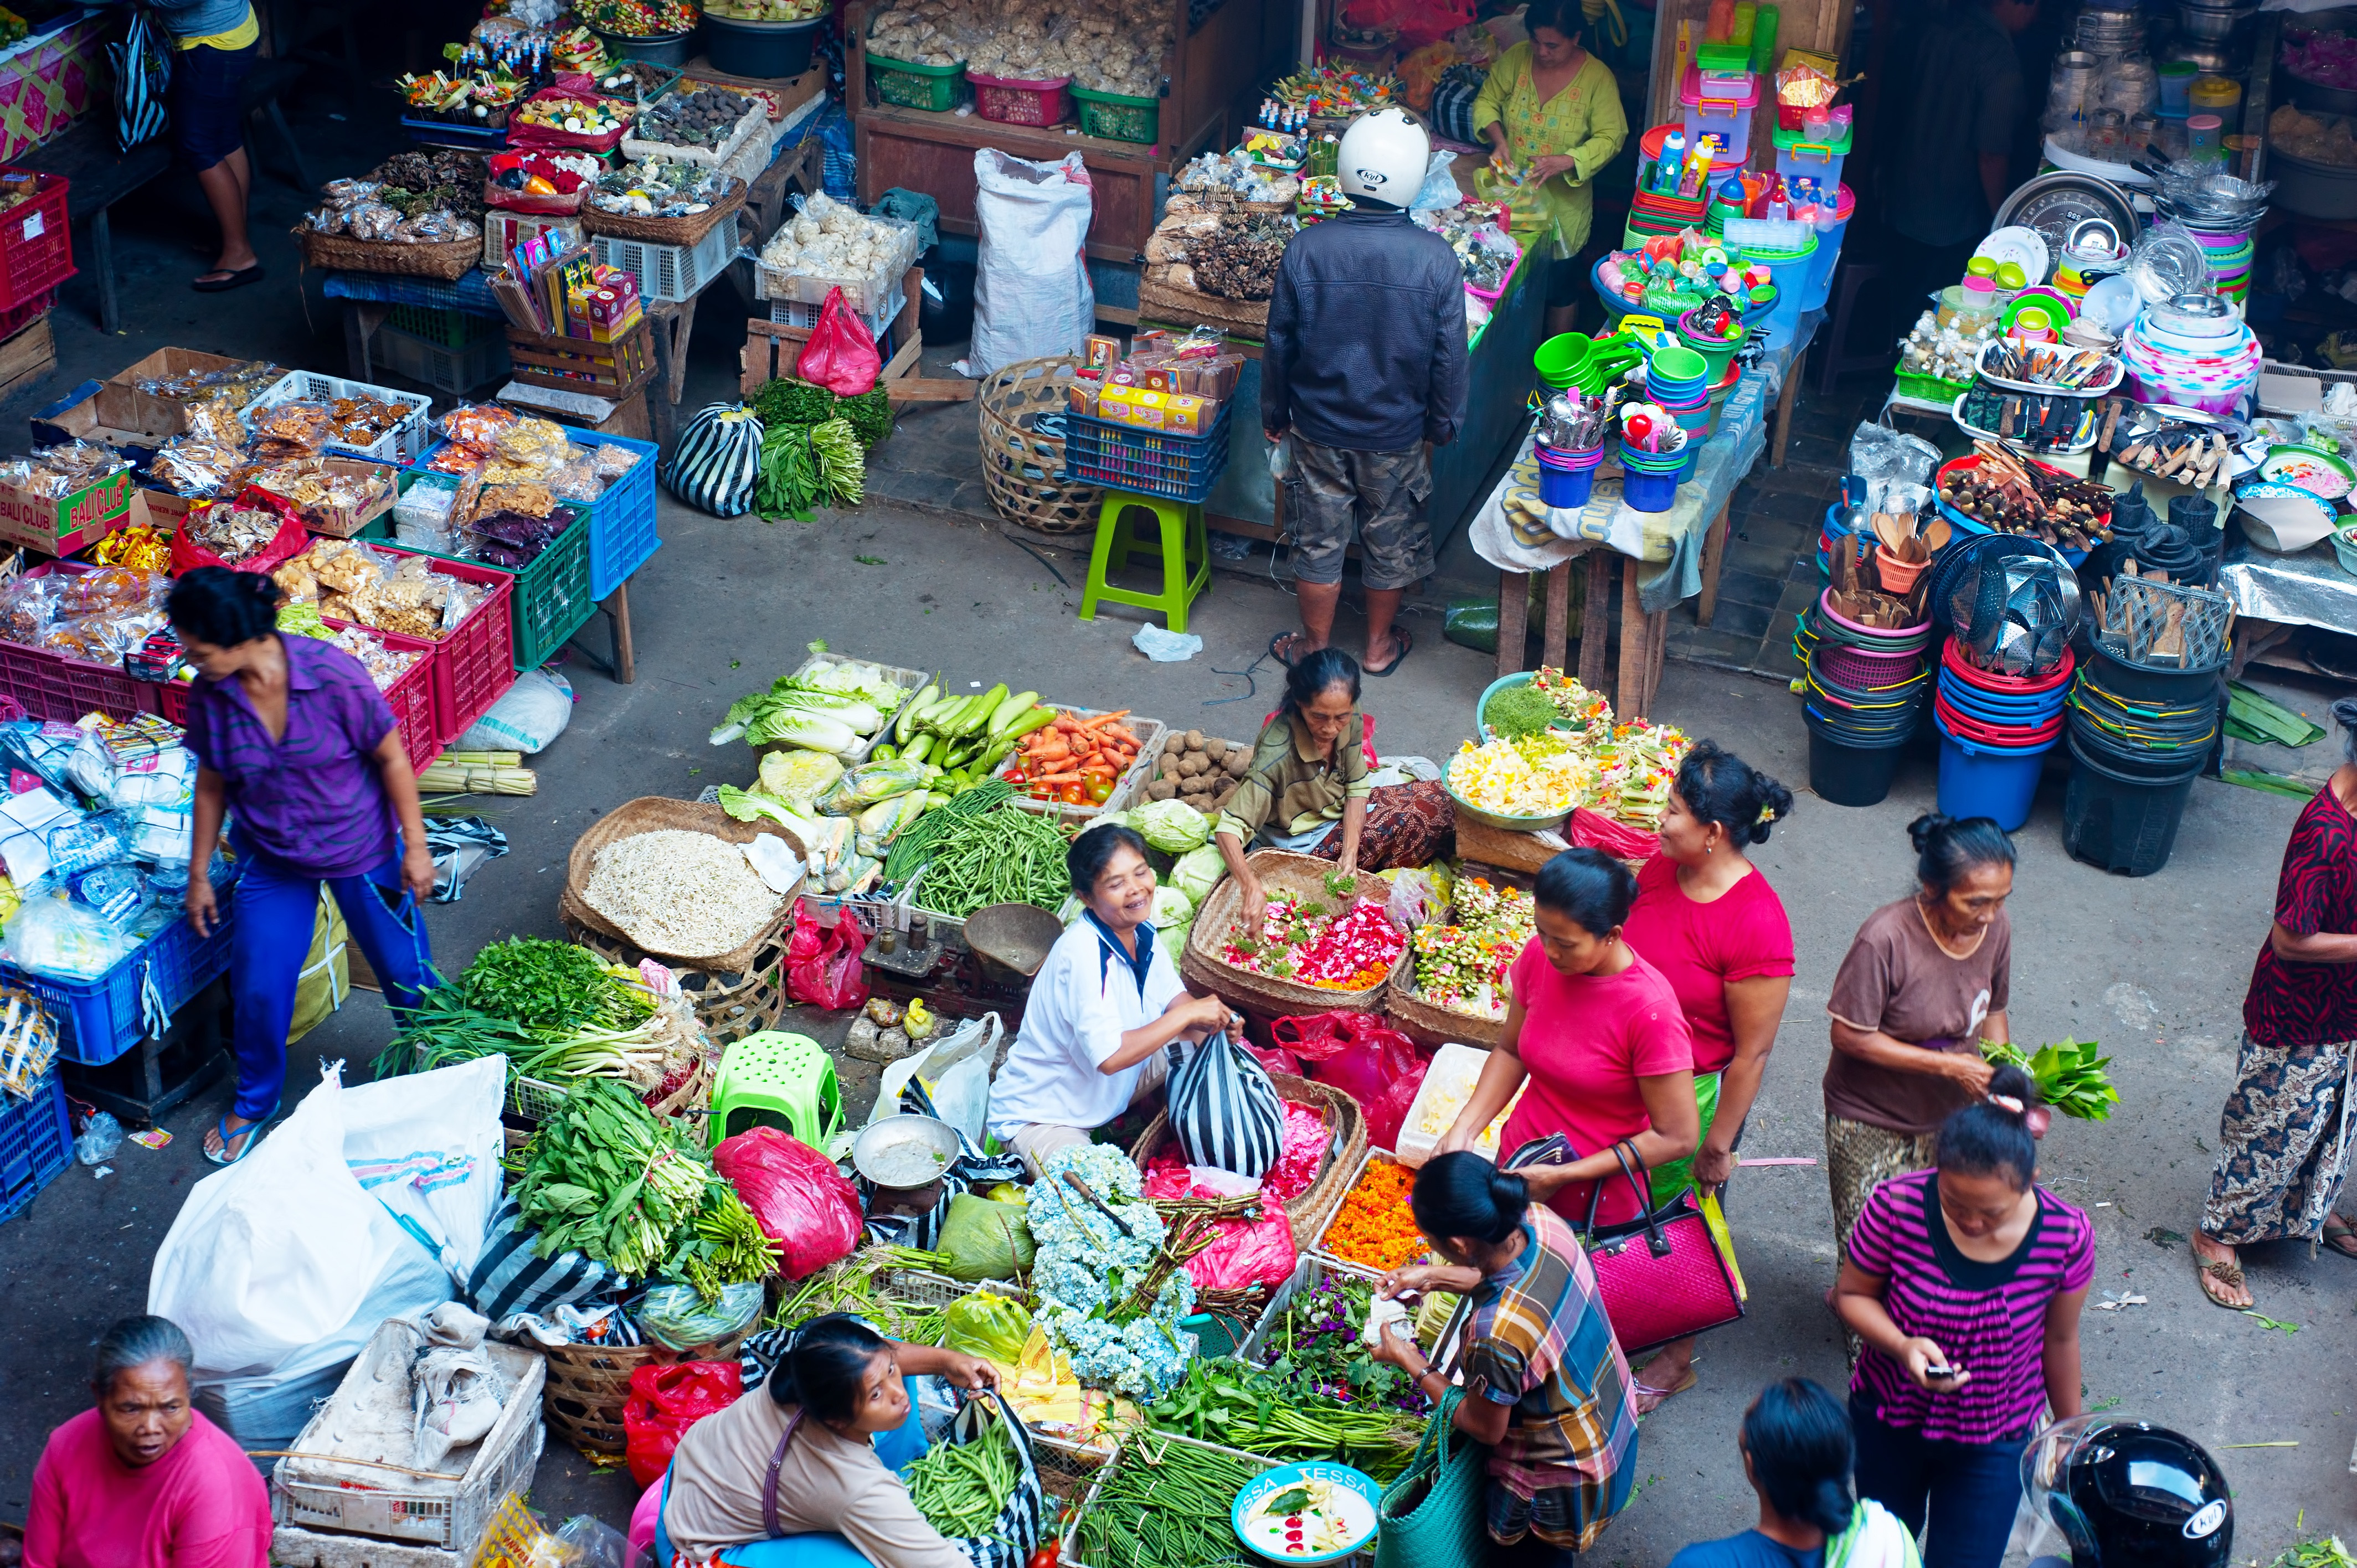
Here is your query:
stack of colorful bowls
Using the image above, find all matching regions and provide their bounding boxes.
[1933,639,2073,831]
[1797,589,1934,807]
[1619,439,1689,510]
[1646,344,1715,449]
[1675,305,1749,389]
[2186,224,2253,306]
[2062,643,2226,876]
[1536,440,1607,508]
[2120,295,2261,417]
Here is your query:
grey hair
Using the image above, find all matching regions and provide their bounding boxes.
[2338,699,2357,767]
[92,1315,194,1395]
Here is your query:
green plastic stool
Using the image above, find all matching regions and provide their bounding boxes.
[1078,488,1211,633]
[708,1031,842,1149]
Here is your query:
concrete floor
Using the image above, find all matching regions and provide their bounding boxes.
[0,69,2350,1567]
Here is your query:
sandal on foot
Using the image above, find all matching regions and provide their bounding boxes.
[2194,1255,2250,1309]
[1363,626,1414,677]
[2323,1214,2357,1261]
[1631,1365,1697,1416]
[204,1116,264,1165]
[193,265,265,293]
[1268,631,1309,669]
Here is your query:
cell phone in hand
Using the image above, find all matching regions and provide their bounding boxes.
[1924,1363,1964,1381]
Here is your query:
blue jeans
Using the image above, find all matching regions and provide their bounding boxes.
[228,840,435,1120]
[1850,1395,2027,1568]
[652,1383,928,1568]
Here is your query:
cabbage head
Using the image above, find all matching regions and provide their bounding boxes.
[1134,799,1212,853]
[1169,844,1226,906]
[1076,809,1134,837]
[1150,884,1193,930]
[755,748,842,812]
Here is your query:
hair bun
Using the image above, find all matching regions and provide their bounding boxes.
[1906,812,1955,854]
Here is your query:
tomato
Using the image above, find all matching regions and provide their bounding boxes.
[1085,778,1114,803]
[1028,1550,1060,1568]
[1030,782,1057,801]
[1059,783,1087,804]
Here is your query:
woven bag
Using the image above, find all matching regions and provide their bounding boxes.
[1373,1386,1486,1568]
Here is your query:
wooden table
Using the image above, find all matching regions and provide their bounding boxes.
[1495,545,1669,722]
[570,577,637,685]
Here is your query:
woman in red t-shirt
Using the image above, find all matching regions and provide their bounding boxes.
[1436,848,1697,1237]
[1617,741,1797,1410]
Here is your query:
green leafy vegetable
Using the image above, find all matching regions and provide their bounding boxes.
[750,376,838,428]
[757,421,817,520]
[810,417,866,506]
[1982,1036,2119,1121]
[514,1078,717,1277]
[452,936,640,1034]
[840,385,894,449]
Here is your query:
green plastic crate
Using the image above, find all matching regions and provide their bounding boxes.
[395,481,597,672]
[385,304,504,349]
[1893,363,1970,405]
[1071,82,1158,144]
[867,51,965,111]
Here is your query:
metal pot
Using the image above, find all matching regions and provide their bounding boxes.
[2271,147,2357,221]
[2176,4,2241,41]
[2291,72,2357,118]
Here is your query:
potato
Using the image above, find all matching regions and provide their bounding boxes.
[1162,733,1185,756]
[1201,740,1227,765]
[1180,773,1210,795]
[1185,729,1205,749]
[1146,778,1178,801]
[1179,754,1205,777]
[1224,752,1249,777]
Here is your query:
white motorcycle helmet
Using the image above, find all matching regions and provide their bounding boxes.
[1337,108,1429,207]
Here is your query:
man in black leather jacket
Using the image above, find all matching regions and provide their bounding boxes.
[1263,109,1469,677]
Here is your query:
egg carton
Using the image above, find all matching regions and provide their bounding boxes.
[621,95,770,174]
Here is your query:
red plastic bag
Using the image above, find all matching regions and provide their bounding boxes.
[1272,1013,1423,1105]
[167,488,308,578]
[1186,1205,1297,1292]
[714,1126,863,1280]
[1568,806,1660,863]
[1244,1041,1302,1077]
[794,285,882,396]
[622,1360,742,1489]
[785,899,869,1010]
[1366,1062,1427,1154]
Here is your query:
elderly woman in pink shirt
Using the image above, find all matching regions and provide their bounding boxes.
[27,1316,271,1568]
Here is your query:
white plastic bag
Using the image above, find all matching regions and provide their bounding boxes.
[877,1012,1003,1145]
[147,1056,505,1445]
[456,668,574,754]
[968,151,1094,378]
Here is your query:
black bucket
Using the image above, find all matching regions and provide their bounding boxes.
[2062,734,2203,876]
[2085,643,2227,703]
[704,15,821,78]
[1808,718,1911,807]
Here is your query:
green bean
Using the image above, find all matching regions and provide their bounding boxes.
[915,803,1069,916]
[907,1416,1017,1539]
[1074,1435,1261,1568]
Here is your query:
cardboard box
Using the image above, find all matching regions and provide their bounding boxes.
[30,380,166,458]
[98,348,250,440]
[1163,393,1215,436]
[1097,384,1140,424]
[263,458,401,539]
[1127,390,1168,430]
[0,465,133,556]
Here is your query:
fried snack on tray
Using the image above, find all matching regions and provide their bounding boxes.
[254,401,333,450]
[481,481,556,518]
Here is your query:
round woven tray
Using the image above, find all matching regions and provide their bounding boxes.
[1127,1071,1367,1241]
[296,228,482,281]
[1382,961,1506,1051]
[1136,276,1269,339]
[1181,850,1397,1018]
[978,354,1102,535]
[562,891,790,1046]
[581,178,747,245]
[565,797,800,968]
[542,1328,750,1455]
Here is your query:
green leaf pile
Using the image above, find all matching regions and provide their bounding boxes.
[1983,1035,2119,1121]
[516,1077,717,1277]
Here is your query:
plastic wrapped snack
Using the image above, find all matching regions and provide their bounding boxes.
[186,499,291,564]
[440,403,518,453]
[492,416,572,469]
[0,441,133,499]
[253,400,334,451]
[547,451,605,502]
[480,481,557,518]
[182,394,248,448]
[95,525,173,574]
[468,508,568,567]
[152,436,245,497]
[0,575,59,644]
[590,443,641,482]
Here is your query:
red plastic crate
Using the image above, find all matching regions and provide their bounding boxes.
[368,546,516,748]
[0,173,74,312]
[0,563,163,722]
[0,286,53,341]
[967,71,1071,126]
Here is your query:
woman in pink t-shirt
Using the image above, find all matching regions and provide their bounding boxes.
[1618,742,1797,1410]
[27,1315,271,1568]
[1437,847,1697,1238]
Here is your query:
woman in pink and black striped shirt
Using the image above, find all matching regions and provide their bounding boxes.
[1832,1065,2093,1568]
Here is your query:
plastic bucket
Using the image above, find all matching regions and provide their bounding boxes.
[1675,308,1748,381]
[2084,643,2228,703]
[1741,234,1819,343]
[2062,733,2203,876]
[1623,467,1680,511]
[703,14,820,75]
[1938,677,2068,728]
[1537,441,1606,470]
[1540,463,1595,508]
[1807,718,1910,807]
[1799,185,1855,313]
[1936,715,2058,832]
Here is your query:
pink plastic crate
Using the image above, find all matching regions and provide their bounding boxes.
[968,71,1071,126]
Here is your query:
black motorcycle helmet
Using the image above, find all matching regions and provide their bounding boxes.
[2023,1416,2232,1567]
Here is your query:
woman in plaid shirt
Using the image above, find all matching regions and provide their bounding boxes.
[1367,1152,1639,1564]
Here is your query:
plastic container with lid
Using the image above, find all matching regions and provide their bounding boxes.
[1681,65,1760,167]
[2157,61,2196,115]
[1938,283,2003,334]
[1773,119,1851,193]
[2188,112,2224,166]
[2188,74,2241,113]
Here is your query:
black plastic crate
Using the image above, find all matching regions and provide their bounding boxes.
[1059,405,1231,503]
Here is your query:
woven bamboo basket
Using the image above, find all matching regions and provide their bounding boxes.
[1180,850,1397,1018]
[581,178,747,245]
[979,354,1102,534]
[295,229,483,281]
[1383,961,1507,1051]
[1127,1071,1366,1243]
[1136,276,1268,339]
[541,1328,750,1455]
[565,797,800,965]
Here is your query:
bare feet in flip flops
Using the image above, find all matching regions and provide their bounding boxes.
[2191,1231,2253,1309]
[2324,1213,2357,1261]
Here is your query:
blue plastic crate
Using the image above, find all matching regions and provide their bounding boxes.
[1060,406,1231,503]
[0,1070,71,1223]
[6,895,239,1067]
[585,432,661,601]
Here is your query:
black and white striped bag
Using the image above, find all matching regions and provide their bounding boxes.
[466,1193,625,1321]
[936,1391,1047,1568]
[109,8,170,153]
[1167,1029,1286,1179]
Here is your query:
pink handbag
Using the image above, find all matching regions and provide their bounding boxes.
[1510,1136,1745,1356]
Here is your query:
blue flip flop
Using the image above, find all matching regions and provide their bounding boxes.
[204,1102,277,1166]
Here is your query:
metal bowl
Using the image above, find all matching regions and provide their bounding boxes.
[853,1114,961,1190]
[964,901,1067,984]
[2290,71,2357,119]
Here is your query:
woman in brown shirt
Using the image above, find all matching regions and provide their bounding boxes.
[1823,814,2013,1277]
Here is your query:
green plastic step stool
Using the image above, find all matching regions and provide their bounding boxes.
[1078,489,1211,633]
[708,1031,842,1148]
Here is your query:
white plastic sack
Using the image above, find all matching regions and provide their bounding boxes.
[457,668,574,754]
[148,1056,506,1444]
[877,1012,1004,1146]
[968,151,1094,378]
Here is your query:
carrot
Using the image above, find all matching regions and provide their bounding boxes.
[1080,710,1131,728]
[1032,770,1084,785]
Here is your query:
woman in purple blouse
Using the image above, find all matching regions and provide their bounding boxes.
[168,569,440,1165]
[1833,1064,2092,1568]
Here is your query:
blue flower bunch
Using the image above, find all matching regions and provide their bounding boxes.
[1026,1143,1198,1399]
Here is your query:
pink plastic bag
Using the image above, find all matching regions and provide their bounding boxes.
[794,285,882,396]
[1186,1206,1297,1292]
[623,1360,742,1489]
[714,1126,863,1279]
[1272,1013,1423,1108]
[1244,1041,1303,1077]
[1366,1061,1428,1154]
[785,900,869,1010]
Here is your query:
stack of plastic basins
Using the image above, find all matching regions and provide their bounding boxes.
[2062,643,2224,876]
[1537,440,1607,508]
[1799,589,1933,807]
[1933,640,2073,832]
[1645,346,1713,464]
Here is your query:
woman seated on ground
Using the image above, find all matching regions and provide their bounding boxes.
[987,824,1239,1175]
[658,1315,997,1568]
[28,1314,272,1568]
[1367,1151,1638,1566]
[1214,649,1455,932]
[1666,1378,1919,1568]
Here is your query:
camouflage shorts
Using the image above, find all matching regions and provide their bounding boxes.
[1282,439,1435,591]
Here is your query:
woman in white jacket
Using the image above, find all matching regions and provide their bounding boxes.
[1666,1379,1919,1568]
